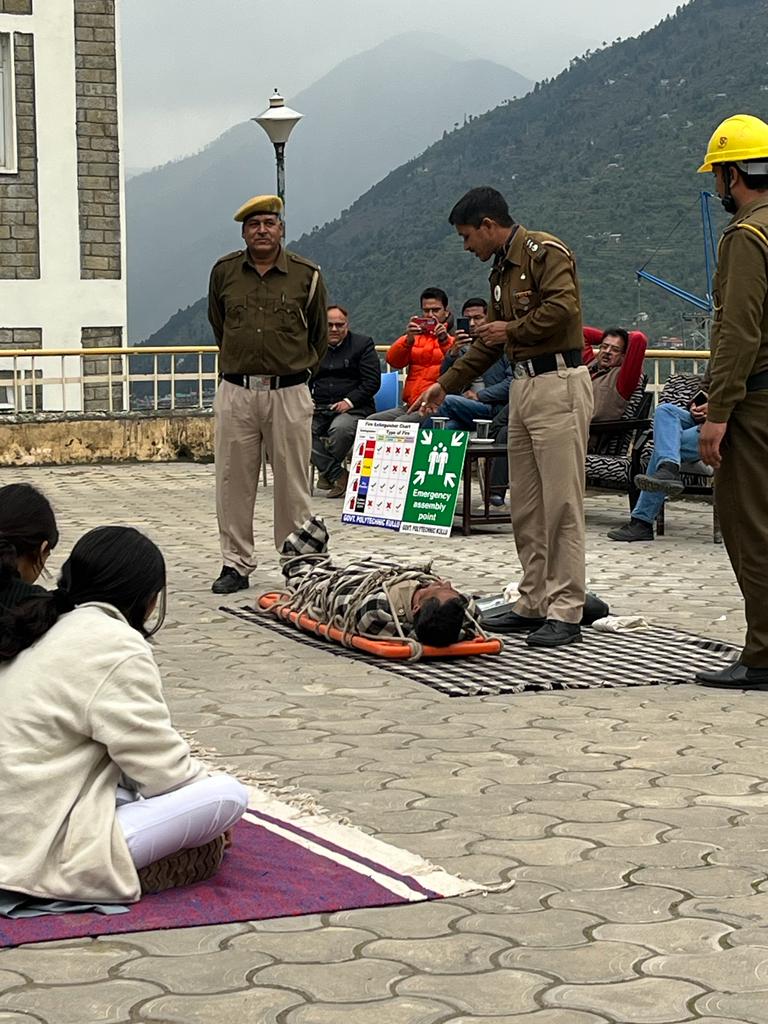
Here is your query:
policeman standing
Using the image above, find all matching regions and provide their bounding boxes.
[693,115,768,690]
[416,186,593,648]
[208,195,328,594]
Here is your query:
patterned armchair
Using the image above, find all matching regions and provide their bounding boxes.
[637,373,719,543]
[585,376,652,510]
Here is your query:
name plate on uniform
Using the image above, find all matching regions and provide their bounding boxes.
[341,420,469,538]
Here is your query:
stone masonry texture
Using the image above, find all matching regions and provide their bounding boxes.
[74,0,121,280]
[81,325,123,410]
[0,32,40,279]
[0,2,33,15]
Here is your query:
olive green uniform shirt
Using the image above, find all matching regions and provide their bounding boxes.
[440,225,584,394]
[208,246,329,376]
[708,196,768,423]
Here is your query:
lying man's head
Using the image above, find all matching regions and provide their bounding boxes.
[411,581,467,647]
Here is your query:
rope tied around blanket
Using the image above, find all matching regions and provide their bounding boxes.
[260,553,488,661]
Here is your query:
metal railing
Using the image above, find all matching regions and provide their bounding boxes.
[0,345,710,416]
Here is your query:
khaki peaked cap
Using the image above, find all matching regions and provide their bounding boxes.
[233,194,284,222]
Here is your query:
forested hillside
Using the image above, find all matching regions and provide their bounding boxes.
[145,0,766,347]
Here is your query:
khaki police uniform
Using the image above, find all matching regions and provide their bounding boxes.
[208,239,328,571]
[708,195,768,667]
[440,225,592,623]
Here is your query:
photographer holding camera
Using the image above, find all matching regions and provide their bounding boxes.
[371,287,454,423]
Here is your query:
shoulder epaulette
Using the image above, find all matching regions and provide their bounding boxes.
[214,249,245,267]
[286,250,321,272]
[541,238,573,260]
[734,222,768,248]
[524,236,547,262]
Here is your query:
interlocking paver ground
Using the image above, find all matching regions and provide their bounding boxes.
[1,463,768,1023]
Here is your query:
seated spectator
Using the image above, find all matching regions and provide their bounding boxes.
[483,327,646,507]
[371,287,454,423]
[0,483,58,610]
[279,516,479,647]
[608,377,709,542]
[434,298,513,430]
[0,526,247,905]
[311,305,381,499]
[486,402,510,507]
[583,327,647,448]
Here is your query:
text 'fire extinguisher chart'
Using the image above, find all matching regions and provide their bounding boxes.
[341,420,469,537]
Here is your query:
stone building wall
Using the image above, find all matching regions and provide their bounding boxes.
[74,0,121,280]
[81,325,123,410]
[0,32,40,279]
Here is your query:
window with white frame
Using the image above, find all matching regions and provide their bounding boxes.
[0,33,16,173]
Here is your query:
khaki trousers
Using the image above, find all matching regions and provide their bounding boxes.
[714,390,768,668]
[214,380,313,574]
[507,364,593,623]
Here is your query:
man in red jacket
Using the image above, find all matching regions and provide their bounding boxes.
[372,288,454,422]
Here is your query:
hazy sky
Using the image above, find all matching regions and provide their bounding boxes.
[120,0,686,169]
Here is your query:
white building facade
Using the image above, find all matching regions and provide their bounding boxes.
[0,0,126,410]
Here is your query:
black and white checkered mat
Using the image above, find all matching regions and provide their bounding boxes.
[222,604,740,698]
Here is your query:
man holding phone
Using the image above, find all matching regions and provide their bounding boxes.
[434,297,513,430]
[607,379,709,542]
[371,287,454,422]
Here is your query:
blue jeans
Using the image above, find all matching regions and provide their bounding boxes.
[435,394,493,429]
[633,403,701,524]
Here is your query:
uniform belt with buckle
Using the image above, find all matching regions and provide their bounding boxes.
[513,349,582,379]
[222,371,309,391]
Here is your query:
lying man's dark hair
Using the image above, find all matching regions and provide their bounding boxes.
[413,596,466,647]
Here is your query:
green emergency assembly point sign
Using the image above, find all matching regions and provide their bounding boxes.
[400,428,469,536]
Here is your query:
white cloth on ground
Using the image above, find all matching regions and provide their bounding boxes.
[592,615,650,633]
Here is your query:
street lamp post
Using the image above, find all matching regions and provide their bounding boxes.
[253,89,304,212]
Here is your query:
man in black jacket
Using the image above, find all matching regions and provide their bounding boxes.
[311,305,381,498]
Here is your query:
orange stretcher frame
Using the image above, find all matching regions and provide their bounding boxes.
[257,592,503,660]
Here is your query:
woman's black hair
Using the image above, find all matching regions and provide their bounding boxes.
[0,525,166,662]
[0,482,59,583]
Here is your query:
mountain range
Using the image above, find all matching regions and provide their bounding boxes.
[150,0,767,348]
[126,33,531,341]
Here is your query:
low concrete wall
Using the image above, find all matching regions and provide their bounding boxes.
[0,410,214,465]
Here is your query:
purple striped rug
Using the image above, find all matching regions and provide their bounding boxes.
[0,790,479,948]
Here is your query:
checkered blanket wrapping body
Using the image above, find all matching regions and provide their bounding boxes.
[279,516,476,639]
[224,603,740,697]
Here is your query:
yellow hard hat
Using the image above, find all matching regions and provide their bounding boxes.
[698,113,768,172]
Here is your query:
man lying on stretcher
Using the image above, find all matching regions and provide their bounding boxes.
[278,516,478,647]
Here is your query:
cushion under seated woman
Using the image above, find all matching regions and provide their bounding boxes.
[0,525,246,905]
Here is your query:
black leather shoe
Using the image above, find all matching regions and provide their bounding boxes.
[526,620,582,648]
[695,662,746,685]
[582,593,610,625]
[211,566,249,595]
[478,607,546,633]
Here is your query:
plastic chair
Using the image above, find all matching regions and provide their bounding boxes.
[374,371,400,413]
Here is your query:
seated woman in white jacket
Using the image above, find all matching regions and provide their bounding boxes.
[0,525,247,904]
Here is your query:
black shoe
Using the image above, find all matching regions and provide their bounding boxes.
[695,662,746,685]
[479,606,546,633]
[582,593,610,625]
[211,566,249,595]
[634,461,684,497]
[698,663,768,690]
[526,620,582,648]
[607,518,654,542]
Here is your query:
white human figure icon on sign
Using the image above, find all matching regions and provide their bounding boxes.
[428,442,449,476]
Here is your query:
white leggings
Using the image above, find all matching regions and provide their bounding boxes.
[115,774,248,870]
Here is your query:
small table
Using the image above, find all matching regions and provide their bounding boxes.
[457,441,510,536]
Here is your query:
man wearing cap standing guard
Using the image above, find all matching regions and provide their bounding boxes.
[208,194,328,595]
[415,186,592,649]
